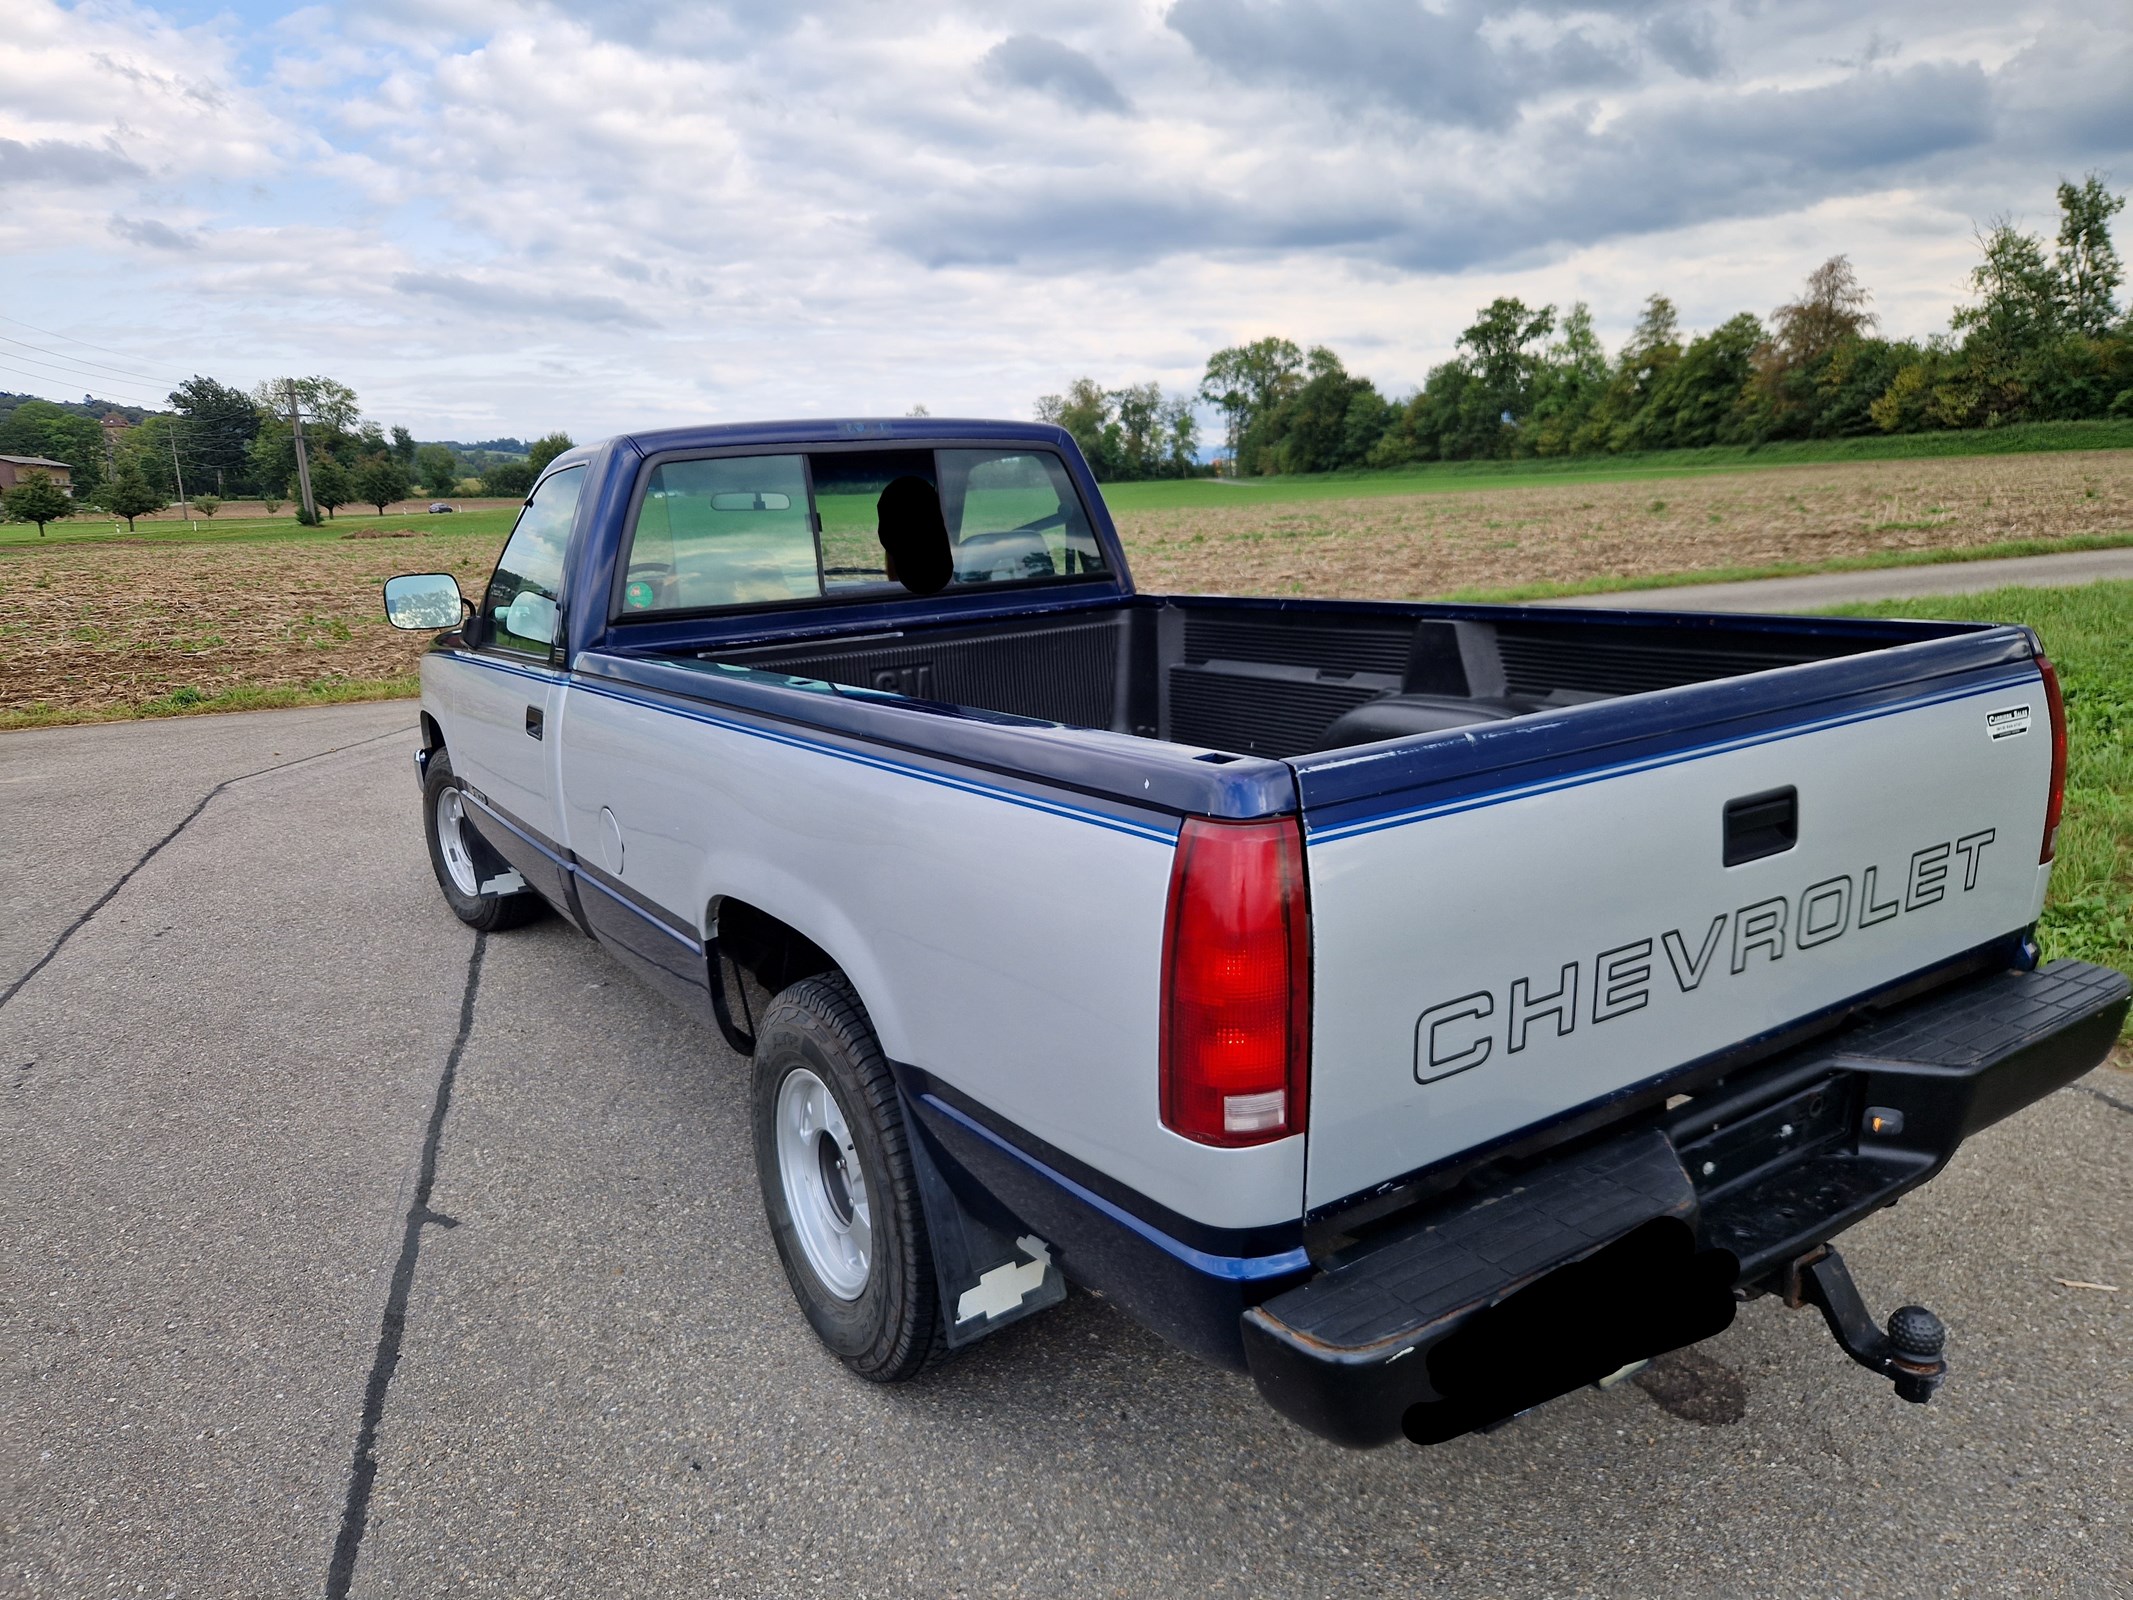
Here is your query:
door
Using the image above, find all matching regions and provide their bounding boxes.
[450,463,584,907]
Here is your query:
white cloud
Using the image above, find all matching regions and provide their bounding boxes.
[0,0,2125,440]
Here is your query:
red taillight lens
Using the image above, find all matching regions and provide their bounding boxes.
[2037,651,2068,863]
[1159,817,1310,1147]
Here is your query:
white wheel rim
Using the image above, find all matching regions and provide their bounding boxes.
[774,1066,872,1300]
[436,788,480,896]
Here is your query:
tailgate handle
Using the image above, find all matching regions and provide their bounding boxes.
[1723,786,1797,866]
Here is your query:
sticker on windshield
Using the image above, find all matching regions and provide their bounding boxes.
[1986,705,2032,741]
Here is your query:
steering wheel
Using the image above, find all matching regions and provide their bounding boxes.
[623,561,677,611]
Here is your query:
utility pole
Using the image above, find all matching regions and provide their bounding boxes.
[167,426,196,531]
[284,381,319,524]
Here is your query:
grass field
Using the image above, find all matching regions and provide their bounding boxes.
[0,504,524,549]
[1829,582,2133,1038]
[1100,418,2133,514]
[2,445,2130,728]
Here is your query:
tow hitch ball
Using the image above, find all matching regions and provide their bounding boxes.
[1784,1246,1948,1404]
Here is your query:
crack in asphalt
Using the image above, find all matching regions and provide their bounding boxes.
[0,722,415,1013]
[2073,1079,2133,1116]
[326,930,485,1600]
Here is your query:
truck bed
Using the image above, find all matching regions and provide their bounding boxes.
[683,594,1912,757]
[607,591,2051,1220]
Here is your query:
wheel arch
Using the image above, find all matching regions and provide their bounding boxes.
[703,885,907,1059]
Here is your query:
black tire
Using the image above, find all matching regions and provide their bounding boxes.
[422,750,545,931]
[752,973,945,1381]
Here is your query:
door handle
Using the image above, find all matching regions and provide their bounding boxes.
[525,705,544,740]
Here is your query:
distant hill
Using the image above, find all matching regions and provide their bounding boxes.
[0,391,155,427]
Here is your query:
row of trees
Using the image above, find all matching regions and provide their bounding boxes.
[1040,175,2129,479]
[0,375,572,523]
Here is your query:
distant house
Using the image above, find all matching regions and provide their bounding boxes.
[101,414,132,458]
[0,455,74,494]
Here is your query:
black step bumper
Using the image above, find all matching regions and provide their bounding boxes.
[1244,959,2129,1447]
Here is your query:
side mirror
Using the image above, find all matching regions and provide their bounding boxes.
[383,573,465,630]
[503,591,559,645]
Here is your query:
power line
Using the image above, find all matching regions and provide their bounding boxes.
[0,360,164,413]
[0,313,189,371]
[0,332,174,388]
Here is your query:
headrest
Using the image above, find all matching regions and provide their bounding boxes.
[876,475,952,596]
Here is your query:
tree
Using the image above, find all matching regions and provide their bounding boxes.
[481,459,536,498]
[1573,295,1683,452]
[112,416,182,496]
[101,463,167,530]
[353,453,413,514]
[1036,379,1119,476]
[191,494,220,518]
[3,470,73,535]
[1265,347,1386,473]
[251,376,361,435]
[1200,337,1303,472]
[166,376,261,495]
[1528,302,1608,455]
[1035,381,1200,480]
[1452,297,1557,456]
[247,417,297,502]
[390,425,417,467]
[1954,220,2062,353]
[527,432,574,474]
[1769,256,1877,368]
[415,444,459,497]
[0,400,105,497]
[307,452,352,517]
[2054,174,2126,338]
[1635,312,1763,448]
[1750,257,1879,438]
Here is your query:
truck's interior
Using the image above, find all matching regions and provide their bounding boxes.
[684,600,1900,759]
[620,448,1110,616]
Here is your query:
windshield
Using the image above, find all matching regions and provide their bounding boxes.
[618,446,1107,617]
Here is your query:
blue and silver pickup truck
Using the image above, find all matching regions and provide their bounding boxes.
[383,418,2128,1447]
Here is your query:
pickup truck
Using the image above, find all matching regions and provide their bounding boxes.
[382,418,2128,1447]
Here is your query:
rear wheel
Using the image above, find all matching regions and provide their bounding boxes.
[753,973,944,1381]
[422,750,545,931]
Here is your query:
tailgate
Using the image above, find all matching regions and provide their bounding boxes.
[1292,628,2054,1212]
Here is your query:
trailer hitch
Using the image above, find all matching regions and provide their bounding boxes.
[1783,1246,1947,1404]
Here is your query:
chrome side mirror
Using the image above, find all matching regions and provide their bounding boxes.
[383,573,465,630]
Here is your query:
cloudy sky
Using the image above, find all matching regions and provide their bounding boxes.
[2,0,2127,442]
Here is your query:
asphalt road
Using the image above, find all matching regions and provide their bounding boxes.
[1532,545,2133,611]
[5,703,2129,1600]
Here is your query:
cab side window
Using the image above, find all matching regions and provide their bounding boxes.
[483,465,584,656]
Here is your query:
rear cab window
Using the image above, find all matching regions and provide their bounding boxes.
[616,446,1106,618]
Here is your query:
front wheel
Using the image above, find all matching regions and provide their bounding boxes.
[753,974,944,1381]
[422,750,545,931]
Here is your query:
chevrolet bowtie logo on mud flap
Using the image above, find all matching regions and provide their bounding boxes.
[1414,828,2001,1084]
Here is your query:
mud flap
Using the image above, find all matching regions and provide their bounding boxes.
[902,1093,1066,1349]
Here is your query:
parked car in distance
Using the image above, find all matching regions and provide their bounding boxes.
[427,502,456,514]
[381,417,2128,1449]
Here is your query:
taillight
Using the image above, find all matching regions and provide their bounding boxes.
[2037,649,2068,863]
[1159,817,1310,1147]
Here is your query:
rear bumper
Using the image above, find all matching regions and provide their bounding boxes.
[1243,958,2129,1447]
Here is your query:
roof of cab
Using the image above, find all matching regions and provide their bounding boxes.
[612,417,1075,457]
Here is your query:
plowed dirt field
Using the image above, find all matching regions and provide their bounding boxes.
[3,451,2128,722]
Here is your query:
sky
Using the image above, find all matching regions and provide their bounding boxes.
[1,0,2128,443]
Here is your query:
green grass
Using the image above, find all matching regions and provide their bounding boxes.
[1828,581,2133,1033]
[0,506,523,549]
[1099,420,2133,514]
[0,674,419,731]
[1439,531,2133,604]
